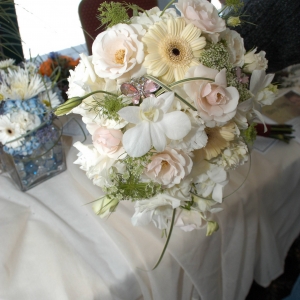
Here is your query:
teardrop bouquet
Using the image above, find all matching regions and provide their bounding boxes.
[0,59,66,190]
[55,0,278,264]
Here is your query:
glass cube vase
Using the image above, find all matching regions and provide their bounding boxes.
[0,122,66,191]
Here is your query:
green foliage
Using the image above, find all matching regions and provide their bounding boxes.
[91,94,127,121]
[225,0,244,12]
[241,123,257,145]
[97,2,130,28]
[103,153,162,202]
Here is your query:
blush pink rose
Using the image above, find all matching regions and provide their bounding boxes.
[92,127,123,155]
[175,0,226,43]
[184,64,239,126]
[144,148,193,188]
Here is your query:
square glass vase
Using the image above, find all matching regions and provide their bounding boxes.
[0,123,66,191]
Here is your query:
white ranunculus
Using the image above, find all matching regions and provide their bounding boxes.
[220,28,245,67]
[184,65,239,127]
[118,92,191,157]
[243,48,268,73]
[92,23,146,83]
[131,192,182,230]
[175,0,226,43]
[130,7,178,29]
[144,148,193,188]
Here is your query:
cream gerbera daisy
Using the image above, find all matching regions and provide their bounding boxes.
[202,122,236,160]
[142,17,206,84]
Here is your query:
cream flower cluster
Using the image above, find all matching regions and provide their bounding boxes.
[65,0,278,234]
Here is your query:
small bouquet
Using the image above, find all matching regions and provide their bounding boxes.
[39,52,80,101]
[0,58,63,156]
[55,0,278,262]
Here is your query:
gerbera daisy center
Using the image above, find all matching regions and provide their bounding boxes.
[160,36,194,67]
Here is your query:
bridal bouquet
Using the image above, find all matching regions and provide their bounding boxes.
[55,0,277,239]
[0,59,63,156]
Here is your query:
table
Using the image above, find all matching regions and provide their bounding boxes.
[1,135,300,300]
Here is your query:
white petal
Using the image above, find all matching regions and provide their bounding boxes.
[118,106,141,124]
[158,92,175,113]
[160,111,191,140]
[212,184,223,203]
[122,122,151,157]
[150,123,166,152]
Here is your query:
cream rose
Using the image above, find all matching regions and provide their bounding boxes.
[175,0,226,43]
[92,23,146,82]
[92,127,123,156]
[144,148,193,188]
[243,48,268,73]
[220,28,245,67]
[184,64,239,126]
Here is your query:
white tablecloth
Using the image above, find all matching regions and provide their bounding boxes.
[1,137,300,300]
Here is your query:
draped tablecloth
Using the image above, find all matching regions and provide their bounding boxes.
[1,137,300,300]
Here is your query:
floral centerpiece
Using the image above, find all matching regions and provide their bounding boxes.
[39,52,80,101]
[0,59,66,190]
[55,0,278,264]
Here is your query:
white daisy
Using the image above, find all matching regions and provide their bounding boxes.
[38,90,61,109]
[0,114,25,148]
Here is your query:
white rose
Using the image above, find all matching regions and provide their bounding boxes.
[243,48,268,73]
[130,7,178,29]
[175,0,226,43]
[220,28,245,67]
[92,23,146,82]
[184,65,239,127]
[144,148,193,188]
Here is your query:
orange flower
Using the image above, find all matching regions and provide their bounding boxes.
[39,58,55,77]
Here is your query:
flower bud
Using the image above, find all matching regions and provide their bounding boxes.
[227,16,241,27]
[206,220,219,236]
[54,97,82,116]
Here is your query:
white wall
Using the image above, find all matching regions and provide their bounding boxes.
[15,0,85,59]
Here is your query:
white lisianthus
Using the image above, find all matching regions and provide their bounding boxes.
[131,192,182,230]
[175,0,226,43]
[184,65,239,127]
[130,7,178,29]
[92,23,146,82]
[144,148,193,188]
[243,48,268,73]
[220,28,245,67]
[118,92,191,157]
